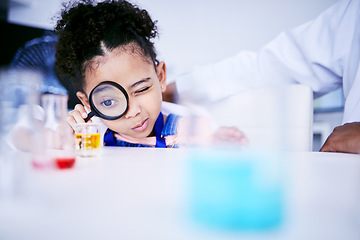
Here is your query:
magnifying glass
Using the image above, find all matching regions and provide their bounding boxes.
[84,81,129,122]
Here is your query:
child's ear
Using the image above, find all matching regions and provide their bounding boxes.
[156,61,167,93]
[76,91,91,110]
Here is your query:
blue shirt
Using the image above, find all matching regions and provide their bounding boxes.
[104,112,181,148]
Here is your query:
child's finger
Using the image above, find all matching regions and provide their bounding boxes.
[213,126,248,145]
[74,104,88,119]
[71,110,86,123]
[66,114,78,131]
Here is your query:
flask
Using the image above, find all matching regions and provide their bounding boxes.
[33,94,75,169]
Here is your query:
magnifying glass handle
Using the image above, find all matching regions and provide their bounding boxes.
[84,111,95,122]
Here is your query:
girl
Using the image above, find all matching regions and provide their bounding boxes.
[55,0,246,148]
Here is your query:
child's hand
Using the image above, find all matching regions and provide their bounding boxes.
[176,116,248,147]
[212,126,248,145]
[67,104,92,130]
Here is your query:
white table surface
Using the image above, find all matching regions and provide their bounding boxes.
[1,147,360,240]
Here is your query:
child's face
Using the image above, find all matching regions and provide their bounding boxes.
[81,49,166,139]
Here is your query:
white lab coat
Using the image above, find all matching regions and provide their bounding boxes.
[175,0,360,124]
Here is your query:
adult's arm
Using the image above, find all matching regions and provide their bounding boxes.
[171,0,354,104]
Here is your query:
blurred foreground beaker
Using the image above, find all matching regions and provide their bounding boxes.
[0,69,41,151]
[0,68,42,197]
[187,147,285,231]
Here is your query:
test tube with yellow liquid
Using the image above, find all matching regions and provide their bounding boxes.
[74,123,101,157]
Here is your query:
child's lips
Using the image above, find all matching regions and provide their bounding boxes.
[132,118,149,132]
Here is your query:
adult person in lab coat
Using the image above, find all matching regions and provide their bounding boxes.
[164,0,360,153]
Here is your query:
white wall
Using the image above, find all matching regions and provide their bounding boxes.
[9,0,337,78]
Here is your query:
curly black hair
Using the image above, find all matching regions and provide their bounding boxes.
[54,0,158,91]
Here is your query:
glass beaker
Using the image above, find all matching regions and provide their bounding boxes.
[178,85,289,231]
[74,123,102,157]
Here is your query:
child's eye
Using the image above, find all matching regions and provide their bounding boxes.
[101,99,116,107]
[135,86,150,94]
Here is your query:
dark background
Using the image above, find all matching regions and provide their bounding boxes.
[0,20,48,67]
[0,0,49,67]
[0,1,80,108]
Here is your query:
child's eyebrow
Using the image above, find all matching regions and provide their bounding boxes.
[130,77,151,88]
[93,85,112,94]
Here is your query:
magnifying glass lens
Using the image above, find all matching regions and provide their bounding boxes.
[90,82,128,120]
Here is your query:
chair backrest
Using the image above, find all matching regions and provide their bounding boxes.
[205,84,313,151]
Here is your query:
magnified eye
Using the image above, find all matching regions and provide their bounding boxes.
[91,82,129,119]
[100,99,116,107]
[102,99,115,107]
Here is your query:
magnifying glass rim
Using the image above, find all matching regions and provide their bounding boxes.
[88,81,129,120]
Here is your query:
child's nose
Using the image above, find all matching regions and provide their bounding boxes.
[124,100,141,119]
